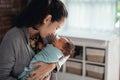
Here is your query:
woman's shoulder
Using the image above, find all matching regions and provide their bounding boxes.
[2,27,24,43]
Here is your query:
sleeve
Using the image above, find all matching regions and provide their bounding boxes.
[50,56,70,80]
[0,38,17,80]
[56,55,70,72]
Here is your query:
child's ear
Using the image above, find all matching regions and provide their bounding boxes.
[43,15,52,24]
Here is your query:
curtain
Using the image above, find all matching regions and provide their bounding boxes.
[60,0,117,32]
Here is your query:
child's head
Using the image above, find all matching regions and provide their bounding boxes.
[52,37,75,57]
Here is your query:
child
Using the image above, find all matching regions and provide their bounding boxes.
[18,36,75,80]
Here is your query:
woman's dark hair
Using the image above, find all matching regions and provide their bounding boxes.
[14,0,68,28]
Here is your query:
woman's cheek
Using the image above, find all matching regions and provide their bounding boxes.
[49,28,55,34]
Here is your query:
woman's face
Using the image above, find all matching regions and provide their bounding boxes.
[38,16,65,38]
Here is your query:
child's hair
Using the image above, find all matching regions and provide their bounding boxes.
[62,38,75,57]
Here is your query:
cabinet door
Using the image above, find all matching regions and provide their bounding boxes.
[86,64,105,80]
[66,61,82,75]
[86,47,105,63]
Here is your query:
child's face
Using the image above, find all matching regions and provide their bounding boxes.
[52,37,68,52]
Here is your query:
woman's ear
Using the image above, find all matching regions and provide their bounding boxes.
[43,15,52,24]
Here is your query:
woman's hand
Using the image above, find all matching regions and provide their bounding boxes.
[26,62,56,80]
[42,73,51,80]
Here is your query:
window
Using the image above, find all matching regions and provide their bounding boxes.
[60,0,119,34]
[115,1,120,28]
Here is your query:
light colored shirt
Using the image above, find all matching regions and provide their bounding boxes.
[18,44,64,80]
[31,44,63,63]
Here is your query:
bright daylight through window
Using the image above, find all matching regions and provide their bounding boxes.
[59,0,120,35]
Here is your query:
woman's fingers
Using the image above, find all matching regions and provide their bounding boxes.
[30,62,43,66]
[27,62,56,80]
[43,73,51,80]
[26,71,44,80]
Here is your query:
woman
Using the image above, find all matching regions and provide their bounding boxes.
[0,0,68,80]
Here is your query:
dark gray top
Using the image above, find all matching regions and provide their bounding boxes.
[0,27,35,80]
[0,27,67,80]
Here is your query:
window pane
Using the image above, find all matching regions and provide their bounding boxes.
[61,0,117,32]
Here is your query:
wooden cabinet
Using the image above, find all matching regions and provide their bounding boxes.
[57,30,120,80]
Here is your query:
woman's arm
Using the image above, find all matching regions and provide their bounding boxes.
[0,39,16,80]
[26,62,56,80]
[26,56,69,80]
[26,34,57,80]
